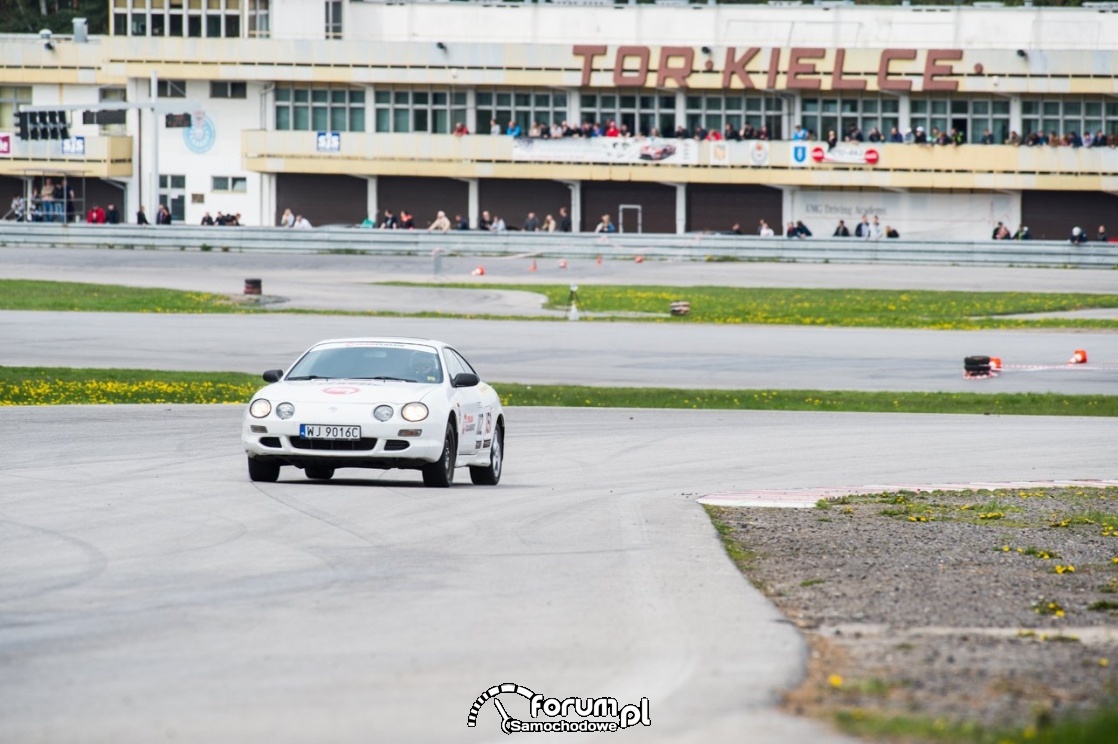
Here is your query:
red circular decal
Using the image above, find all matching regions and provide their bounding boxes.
[810,146,826,162]
[865,149,880,165]
[323,386,360,395]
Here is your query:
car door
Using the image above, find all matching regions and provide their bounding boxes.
[444,348,483,457]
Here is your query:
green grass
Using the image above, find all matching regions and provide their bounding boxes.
[3,368,1118,415]
[835,704,1118,744]
[402,282,1118,330]
[4,278,1118,329]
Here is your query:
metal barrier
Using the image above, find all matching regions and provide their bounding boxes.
[1,222,1116,269]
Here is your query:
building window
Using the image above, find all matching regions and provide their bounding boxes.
[248,0,270,38]
[111,0,243,39]
[477,89,566,135]
[798,95,896,143]
[579,91,672,138]
[157,80,187,99]
[0,85,32,130]
[1021,96,1118,142]
[212,176,247,193]
[98,87,127,135]
[685,93,785,140]
[275,85,365,132]
[325,0,342,39]
[372,88,466,134]
[211,81,247,99]
[909,96,1009,144]
[159,174,187,223]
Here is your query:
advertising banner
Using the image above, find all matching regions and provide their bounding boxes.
[791,143,879,167]
[0,133,10,156]
[512,137,698,165]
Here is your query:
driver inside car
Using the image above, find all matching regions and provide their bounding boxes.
[410,351,440,383]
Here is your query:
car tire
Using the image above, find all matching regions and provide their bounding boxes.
[305,466,335,480]
[422,423,456,488]
[964,356,991,366]
[248,457,280,483]
[469,423,504,486]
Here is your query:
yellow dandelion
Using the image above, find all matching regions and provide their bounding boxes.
[1100,658,1110,668]
[828,674,843,688]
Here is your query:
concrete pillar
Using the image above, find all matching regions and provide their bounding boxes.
[466,178,479,228]
[562,180,582,232]
[1009,95,1022,142]
[675,183,686,234]
[366,175,378,224]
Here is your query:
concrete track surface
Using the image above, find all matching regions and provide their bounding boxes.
[3,406,1114,744]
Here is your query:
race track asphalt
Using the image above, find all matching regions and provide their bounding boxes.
[1,246,1115,743]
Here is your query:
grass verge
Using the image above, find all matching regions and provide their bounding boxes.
[4,279,1118,329]
[2,368,1117,415]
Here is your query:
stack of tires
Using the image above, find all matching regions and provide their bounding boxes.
[964,355,992,376]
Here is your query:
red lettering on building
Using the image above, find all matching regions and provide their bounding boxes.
[786,48,825,90]
[766,48,780,90]
[877,49,917,91]
[656,46,695,89]
[721,47,761,89]
[831,49,866,91]
[574,45,608,87]
[613,46,650,87]
[923,49,963,91]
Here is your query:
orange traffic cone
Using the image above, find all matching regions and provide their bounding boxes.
[558,259,568,269]
[471,266,485,276]
[990,357,1002,371]
[1069,349,1088,364]
[634,255,644,263]
[529,260,537,272]
[596,255,603,265]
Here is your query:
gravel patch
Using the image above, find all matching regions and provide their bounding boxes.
[709,486,1118,739]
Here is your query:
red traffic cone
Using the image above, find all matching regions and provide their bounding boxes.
[634,255,644,263]
[529,259,537,272]
[558,259,568,269]
[471,266,485,276]
[596,255,603,265]
[1069,349,1088,364]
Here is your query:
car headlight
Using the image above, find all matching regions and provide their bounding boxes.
[249,398,272,418]
[400,402,429,422]
[276,402,295,419]
[373,405,393,422]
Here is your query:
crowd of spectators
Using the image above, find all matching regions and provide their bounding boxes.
[351,205,576,233]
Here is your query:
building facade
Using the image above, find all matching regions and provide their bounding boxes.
[2,1,1118,239]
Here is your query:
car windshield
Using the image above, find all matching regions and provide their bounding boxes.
[286,344,444,384]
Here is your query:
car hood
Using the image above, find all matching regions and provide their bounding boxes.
[256,379,439,404]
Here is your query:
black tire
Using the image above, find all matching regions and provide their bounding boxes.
[305,466,335,480]
[248,457,280,483]
[964,356,991,366]
[470,423,504,486]
[964,363,991,372]
[422,423,456,488]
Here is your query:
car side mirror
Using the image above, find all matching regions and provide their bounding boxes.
[452,372,480,388]
[262,369,284,382]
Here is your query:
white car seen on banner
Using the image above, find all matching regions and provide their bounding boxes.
[242,338,505,487]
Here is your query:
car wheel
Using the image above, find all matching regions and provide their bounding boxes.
[964,356,991,366]
[248,457,280,482]
[421,423,456,488]
[305,466,335,480]
[469,423,503,486]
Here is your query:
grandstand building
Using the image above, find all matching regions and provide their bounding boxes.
[2,1,1117,239]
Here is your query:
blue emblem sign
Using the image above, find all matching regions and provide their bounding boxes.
[316,131,341,152]
[791,144,808,166]
[183,112,216,154]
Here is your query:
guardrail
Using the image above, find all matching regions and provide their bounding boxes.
[1,223,1116,269]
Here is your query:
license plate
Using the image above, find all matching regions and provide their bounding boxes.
[299,424,361,440]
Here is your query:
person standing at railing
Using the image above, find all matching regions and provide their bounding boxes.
[136,205,149,225]
[428,210,451,232]
[833,220,850,237]
[279,208,294,228]
[156,204,172,225]
[558,207,571,233]
[41,178,57,223]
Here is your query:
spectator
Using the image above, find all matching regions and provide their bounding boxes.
[428,210,451,232]
[913,126,928,145]
[523,211,540,232]
[156,204,172,225]
[558,207,572,233]
[490,214,507,232]
[992,221,1011,240]
[868,215,884,240]
[726,223,743,235]
[455,214,469,230]
[201,211,215,226]
[885,225,900,239]
[758,219,774,237]
[507,120,522,138]
[453,122,469,136]
[86,204,106,224]
[136,205,149,225]
[825,130,837,150]
[381,209,399,229]
[785,221,798,238]
[215,211,227,226]
[1014,225,1032,240]
[950,128,965,146]
[1069,226,1087,245]
[489,119,501,135]
[294,214,312,229]
[867,127,882,143]
[1096,225,1109,242]
[542,214,557,232]
[833,219,850,237]
[855,214,871,238]
[478,210,492,231]
[794,220,812,238]
[979,129,995,145]
[105,204,120,224]
[792,125,808,141]
[1005,131,1021,146]
[888,126,903,143]
[360,214,376,228]
[594,213,616,233]
[279,208,294,227]
[400,210,416,229]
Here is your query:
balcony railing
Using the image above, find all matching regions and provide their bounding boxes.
[0,136,133,178]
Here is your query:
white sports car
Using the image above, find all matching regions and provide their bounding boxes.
[241,337,505,487]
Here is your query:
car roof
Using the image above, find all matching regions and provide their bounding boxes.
[310,337,449,350]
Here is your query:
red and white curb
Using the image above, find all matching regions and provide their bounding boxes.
[697,479,1118,509]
